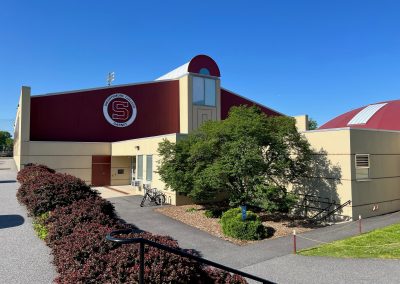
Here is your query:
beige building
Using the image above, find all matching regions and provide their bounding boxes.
[13,54,400,220]
[295,101,400,219]
[13,55,281,206]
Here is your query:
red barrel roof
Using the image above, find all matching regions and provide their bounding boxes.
[319,100,400,131]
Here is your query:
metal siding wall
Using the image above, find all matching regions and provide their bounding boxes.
[220,89,282,119]
[30,81,180,142]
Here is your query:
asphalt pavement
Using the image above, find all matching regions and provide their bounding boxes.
[108,189,400,283]
[0,158,55,284]
[2,157,400,284]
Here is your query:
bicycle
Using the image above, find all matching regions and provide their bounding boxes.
[140,184,166,207]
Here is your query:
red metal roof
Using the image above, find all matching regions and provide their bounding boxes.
[319,100,400,131]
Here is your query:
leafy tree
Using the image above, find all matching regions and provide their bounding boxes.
[157,106,312,210]
[0,131,13,149]
[308,118,318,130]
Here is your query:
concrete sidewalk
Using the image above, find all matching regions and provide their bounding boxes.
[0,158,56,284]
[242,254,400,284]
[107,191,400,283]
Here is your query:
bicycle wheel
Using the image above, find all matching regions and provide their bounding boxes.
[140,194,148,207]
[155,194,166,205]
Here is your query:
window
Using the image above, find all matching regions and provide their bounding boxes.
[205,79,216,106]
[355,154,370,180]
[137,155,143,180]
[199,68,210,75]
[193,77,205,105]
[192,76,216,106]
[348,103,387,125]
[146,155,153,181]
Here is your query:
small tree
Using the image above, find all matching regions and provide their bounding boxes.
[158,106,312,211]
[0,131,13,150]
[308,118,318,130]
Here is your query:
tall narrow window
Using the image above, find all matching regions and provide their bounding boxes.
[192,76,216,107]
[355,154,370,180]
[137,155,143,180]
[146,155,153,181]
[204,78,216,106]
[193,76,205,105]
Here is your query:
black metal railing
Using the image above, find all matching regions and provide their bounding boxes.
[295,193,338,219]
[320,200,351,221]
[294,194,351,221]
[106,229,274,284]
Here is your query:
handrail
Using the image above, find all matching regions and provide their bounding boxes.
[295,194,339,221]
[319,200,351,221]
[311,203,333,220]
[106,229,274,284]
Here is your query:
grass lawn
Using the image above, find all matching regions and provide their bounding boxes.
[299,223,400,259]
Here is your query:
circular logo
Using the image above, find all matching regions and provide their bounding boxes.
[103,93,137,127]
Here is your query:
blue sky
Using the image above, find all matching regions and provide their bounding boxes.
[1,0,400,134]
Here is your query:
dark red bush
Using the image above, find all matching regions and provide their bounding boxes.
[17,170,54,207]
[53,224,206,284]
[16,163,55,184]
[51,223,118,275]
[202,267,248,284]
[16,166,247,283]
[18,172,98,216]
[46,196,119,244]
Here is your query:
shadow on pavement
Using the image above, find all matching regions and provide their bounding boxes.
[0,214,25,229]
[0,180,17,184]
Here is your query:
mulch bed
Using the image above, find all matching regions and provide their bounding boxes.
[155,204,322,245]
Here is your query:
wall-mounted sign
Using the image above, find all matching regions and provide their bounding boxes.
[103,93,137,127]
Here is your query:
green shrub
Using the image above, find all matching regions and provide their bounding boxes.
[204,208,223,218]
[33,212,50,240]
[221,208,265,240]
[252,185,297,213]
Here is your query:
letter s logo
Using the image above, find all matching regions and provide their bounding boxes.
[112,100,130,121]
[103,93,137,127]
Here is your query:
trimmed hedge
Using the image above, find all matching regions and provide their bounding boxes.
[45,195,120,245]
[17,171,98,216]
[16,163,55,184]
[53,226,203,283]
[16,164,247,283]
[221,208,265,240]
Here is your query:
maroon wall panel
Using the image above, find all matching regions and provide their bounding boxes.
[92,156,111,164]
[92,155,111,186]
[221,89,282,119]
[30,81,180,142]
[188,55,220,77]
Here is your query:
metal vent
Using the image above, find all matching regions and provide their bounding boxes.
[348,103,387,125]
[355,154,370,168]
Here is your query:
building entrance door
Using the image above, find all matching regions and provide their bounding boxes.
[92,155,111,186]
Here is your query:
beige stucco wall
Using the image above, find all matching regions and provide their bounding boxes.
[300,128,400,219]
[298,129,353,218]
[349,129,400,218]
[294,115,309,132]
[13,86,31,171]
[179,76,190,133]
[111,156,131,186]
[111,134,192,205]
[21,141,110,184]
